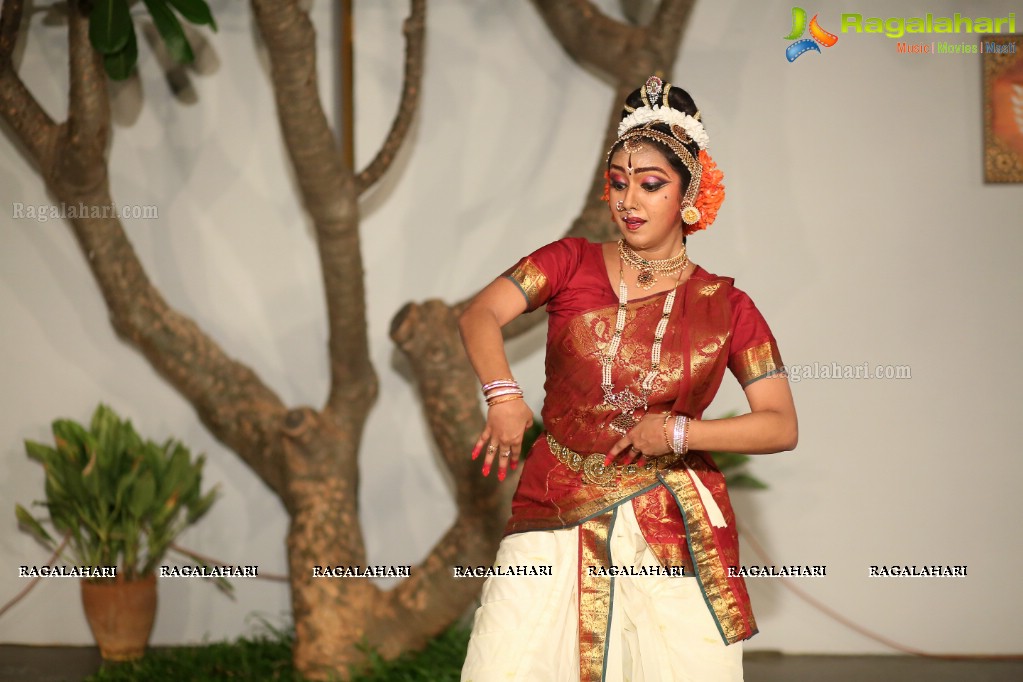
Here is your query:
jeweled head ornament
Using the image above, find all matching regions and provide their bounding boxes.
[618,76,710,150]
[607,76,725,234]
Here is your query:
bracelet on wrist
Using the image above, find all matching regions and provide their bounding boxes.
[681,416,691,455]
[672,415,688,455]
[662,413,674,452]
[482,378,519,394]
[484,387,523,401]
[487,394,523,407]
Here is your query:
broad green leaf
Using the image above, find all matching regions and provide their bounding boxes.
[90,407,109,452]
[167,0,217,31]
[124,422,143,453]
[102,46,134,80]
[89,0,132,55]
[59,461,88,502]
[726,473,769,490]
[49,505,76,534]
[90,404,116,435]
[24,440,55,465]
[113,459,142,515]
[186,487,218,525]
[129,471,157,520]
[163,444,191,496]
[710,451,750,471]
[15,504,55,545]
[52,419,89,467]
[143,0,195,64]
[44,467,66,502]
[82,465,102,497]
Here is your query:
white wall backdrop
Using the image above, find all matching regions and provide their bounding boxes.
[1,0,1021,655]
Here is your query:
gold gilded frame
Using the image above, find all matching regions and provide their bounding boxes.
[983,35,1023,182]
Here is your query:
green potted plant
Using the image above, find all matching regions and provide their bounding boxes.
[15,403,219,661]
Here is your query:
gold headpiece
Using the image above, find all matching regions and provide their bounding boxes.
[609,76,705,225]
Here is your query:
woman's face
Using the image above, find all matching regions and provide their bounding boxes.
[607,143,685,256]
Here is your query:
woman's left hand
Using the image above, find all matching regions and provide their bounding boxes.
[605,412,674,467]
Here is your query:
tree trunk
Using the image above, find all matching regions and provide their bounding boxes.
[0,0,695,677]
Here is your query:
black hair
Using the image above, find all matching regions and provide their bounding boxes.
[607,82,702,190]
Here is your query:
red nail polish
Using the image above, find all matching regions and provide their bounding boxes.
[511,458,518,471]
[482,464,490,477]
[471,443,482,461]
[498,469,506,481]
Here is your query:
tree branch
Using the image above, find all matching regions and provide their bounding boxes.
[54,0,109,195]
[59,5,293,494]
[250,0,377,420]
[67,0,108,151]
[368,515,503,657]
[0,0,24,68]
[63,200,292,499]
[378,299,508,654]
[529,0,642,73]
[645,0,696,67]
[0,0,59,170]
[354,0,425,195]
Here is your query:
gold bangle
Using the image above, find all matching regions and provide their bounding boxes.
[487,394,523,407]
[662,413,673,452]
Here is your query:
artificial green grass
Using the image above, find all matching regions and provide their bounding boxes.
[85,625,471,682]
[349,626,470,682]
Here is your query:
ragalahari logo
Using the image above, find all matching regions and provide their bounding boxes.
[784,7,839,61]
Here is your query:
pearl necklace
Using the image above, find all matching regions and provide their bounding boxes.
[601,259,686,435]
[618,239,688,291]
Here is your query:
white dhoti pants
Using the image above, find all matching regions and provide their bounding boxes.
[461,501,743,681]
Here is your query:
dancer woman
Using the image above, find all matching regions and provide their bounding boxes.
[459,77,797,682]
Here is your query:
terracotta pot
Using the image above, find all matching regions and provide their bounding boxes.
[80,572,157,661]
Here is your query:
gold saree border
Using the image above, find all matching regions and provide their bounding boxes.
[504,476,659,535]
[658,467,752,644]
[503,258,550,312]
[631,487,696,577]
[578,508,614,682]
[733,340,784,387]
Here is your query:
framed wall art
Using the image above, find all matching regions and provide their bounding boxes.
[983,34,1023,182]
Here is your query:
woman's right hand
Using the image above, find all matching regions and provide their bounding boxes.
[472,399,534,481]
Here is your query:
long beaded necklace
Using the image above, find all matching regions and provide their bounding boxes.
[618,239,688,291]
[601,252,688,435]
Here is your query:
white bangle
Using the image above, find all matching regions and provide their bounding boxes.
[672,415,687,455]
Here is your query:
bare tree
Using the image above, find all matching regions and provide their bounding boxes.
[1,0,695,677]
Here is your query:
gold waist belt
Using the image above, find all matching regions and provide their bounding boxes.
[545,432,682,487]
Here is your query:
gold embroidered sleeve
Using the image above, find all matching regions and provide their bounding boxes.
[502,259,551,312]
[732,340,784,387]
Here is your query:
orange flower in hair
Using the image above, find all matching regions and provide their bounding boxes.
[600,170,610,202]
[687,149,725,235]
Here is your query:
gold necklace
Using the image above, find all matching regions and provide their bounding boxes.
[600,259,686,435]
[618,239,688,290]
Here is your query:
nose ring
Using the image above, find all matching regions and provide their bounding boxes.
[615,200,625,212]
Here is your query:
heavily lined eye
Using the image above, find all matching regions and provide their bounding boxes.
[642,182,668,192]
[611,181,627,191]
